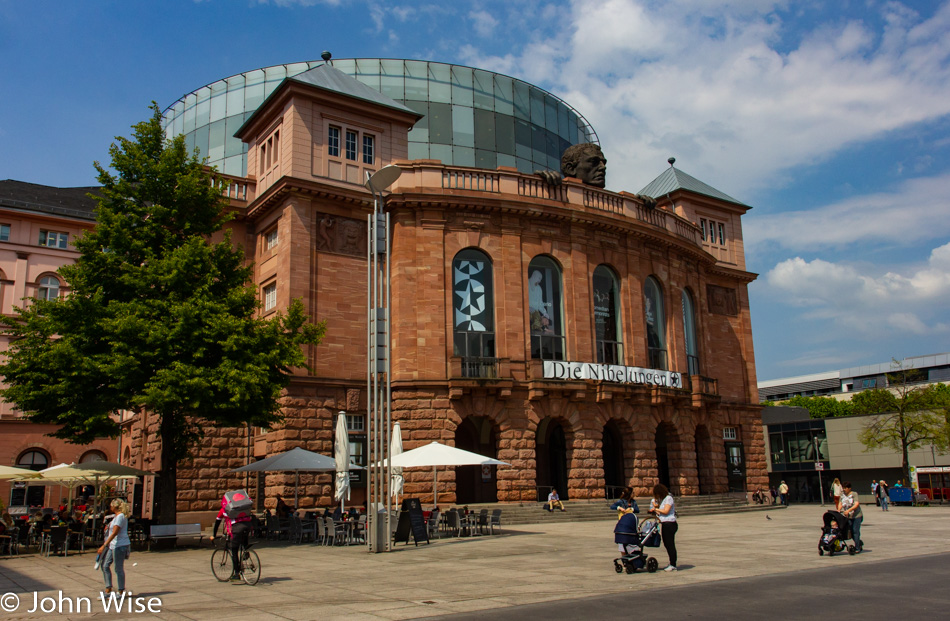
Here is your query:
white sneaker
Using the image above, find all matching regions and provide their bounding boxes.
[664,565,677,572]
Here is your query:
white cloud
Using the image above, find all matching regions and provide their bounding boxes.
[745,173,950,252]
[460,0,950,198]
[469,10,498,38]
[765,241,950,337]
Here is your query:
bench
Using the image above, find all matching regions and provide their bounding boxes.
[147,523,206,550]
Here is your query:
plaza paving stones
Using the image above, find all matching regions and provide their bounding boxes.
[1,504,949,620]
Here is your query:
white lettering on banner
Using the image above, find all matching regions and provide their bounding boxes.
[542,361,682,388]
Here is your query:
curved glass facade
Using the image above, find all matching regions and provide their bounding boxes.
[162,59,598,177]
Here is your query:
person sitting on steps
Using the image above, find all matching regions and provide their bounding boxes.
[547,489,566,512]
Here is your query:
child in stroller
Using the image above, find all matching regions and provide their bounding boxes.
[613,509,661,574]
[818,510,856,556]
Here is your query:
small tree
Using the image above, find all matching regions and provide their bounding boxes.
[0,104,325,524]
[855,361,950,483]
[779,395,853,419]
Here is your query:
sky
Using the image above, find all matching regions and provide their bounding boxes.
[1,0,948,382]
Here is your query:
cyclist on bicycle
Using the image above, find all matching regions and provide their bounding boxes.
[213,493,252,583]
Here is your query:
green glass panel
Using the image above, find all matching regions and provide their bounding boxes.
[428,63,451,104]
[452,104,474,148]
[495,113,515,155]
[475,148,497,170]
[408,142,429,160]
[430,143,452,164]
[454,146,475,167]
[451,66,474,107]
[493,75,514,115]
[429,102,452,145]
[513,81,530,121]
[208,119,226,162]
[473,69,494,111]
[474,108,495,150]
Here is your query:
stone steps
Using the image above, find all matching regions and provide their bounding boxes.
[448,494,783,527]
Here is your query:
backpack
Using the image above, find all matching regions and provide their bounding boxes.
[223,490,253,520]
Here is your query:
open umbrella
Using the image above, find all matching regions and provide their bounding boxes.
[390,422,404,503]
[334,412,350,512]
[0,465,41,479]
[232,447,338,510]
[28,463,145,512]
[385,441,509,506]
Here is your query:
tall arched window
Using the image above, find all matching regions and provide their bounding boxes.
[593,265,622,364]
[38,276,60,300]
[453,249,495,377]
[682,288,700,375]
[528,256,565,360]
[643,276,667,370]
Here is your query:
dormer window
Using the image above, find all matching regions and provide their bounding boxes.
[700,218,727,247]
[259,128,280,176]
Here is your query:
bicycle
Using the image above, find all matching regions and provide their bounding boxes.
[211,536,261,585]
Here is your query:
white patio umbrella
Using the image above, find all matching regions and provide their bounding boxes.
[385,441,509,506]
[390,422,404,503]
[28,463,143,512]
[334,412,350,512]
[232,447,338,510]
[0,465,40,479]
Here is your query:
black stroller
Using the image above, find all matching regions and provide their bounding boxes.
[818,510,856,556]
[613,513,661,574]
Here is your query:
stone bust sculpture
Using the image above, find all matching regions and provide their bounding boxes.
[536,142,657,208]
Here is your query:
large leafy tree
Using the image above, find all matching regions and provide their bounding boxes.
[854,363,950,484]
[0,104,325,524]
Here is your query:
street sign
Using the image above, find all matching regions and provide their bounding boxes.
[815,462,825,471]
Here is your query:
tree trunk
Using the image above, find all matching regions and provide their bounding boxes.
[158,415,179,526]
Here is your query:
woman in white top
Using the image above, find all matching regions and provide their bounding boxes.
[97,499,132,594]
[831,478,843,509]
[649,483,678,572]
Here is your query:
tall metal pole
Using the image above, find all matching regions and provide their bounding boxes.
[815,436,825,506]
[365,166,400,553]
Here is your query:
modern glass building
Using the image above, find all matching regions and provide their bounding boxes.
[162,58,598,177]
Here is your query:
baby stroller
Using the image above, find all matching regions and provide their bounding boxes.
[818,510,856,556]
[613,513,661,574]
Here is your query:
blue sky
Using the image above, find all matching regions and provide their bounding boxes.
[2,0,948,382]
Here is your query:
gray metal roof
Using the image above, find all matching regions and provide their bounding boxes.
[288,63,420,117]
[0,180,99,220]
[839,353,950,380]
[639,166,749,208]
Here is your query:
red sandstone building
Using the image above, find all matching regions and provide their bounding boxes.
[123,62,765,519]
[3,59,764,518]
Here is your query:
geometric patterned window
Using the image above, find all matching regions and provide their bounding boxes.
[452,248,495,370]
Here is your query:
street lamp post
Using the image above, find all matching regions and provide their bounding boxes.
[814,436,825,506]
[365,165,401,553]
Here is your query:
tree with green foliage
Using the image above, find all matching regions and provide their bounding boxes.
[0,104,325,524]
[776,395,853,419]
[855,363,950,484]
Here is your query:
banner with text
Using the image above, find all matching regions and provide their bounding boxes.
[543,361,683,388]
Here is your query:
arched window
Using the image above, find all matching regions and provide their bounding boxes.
[643,276,667,369]
[453,249,495,377]
[592,265,622,364]
[682,289,700,375]
[38,276,60,300]
[17,449,49,471]
[80,450,107,463]
[528,256,565,360]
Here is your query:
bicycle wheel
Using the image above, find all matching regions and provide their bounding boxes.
[211,548,231,582]
[241,548,261,585]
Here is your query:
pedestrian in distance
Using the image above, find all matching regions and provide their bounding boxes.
[778,480,789,506]
[877,480,889,511]
[649,483,678,571]
[832,477,843,509]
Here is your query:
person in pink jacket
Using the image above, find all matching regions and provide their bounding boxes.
[213,494,252,583]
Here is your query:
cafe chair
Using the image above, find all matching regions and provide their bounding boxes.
[426,509,440,540]
[44,526,69,557]
[489,509,503,534]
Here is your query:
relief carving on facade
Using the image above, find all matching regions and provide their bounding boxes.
[314,213,367,257]
[707,284,738,316]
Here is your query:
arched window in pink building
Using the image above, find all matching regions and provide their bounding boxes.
[38,276,60,300]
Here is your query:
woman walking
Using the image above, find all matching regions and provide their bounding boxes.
[831,477,843,509]
[98,499,132,594]
[649,484,678,572]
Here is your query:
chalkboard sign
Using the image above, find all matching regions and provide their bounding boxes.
[393,498,429,546]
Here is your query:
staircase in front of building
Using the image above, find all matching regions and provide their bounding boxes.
[452,494,781,526]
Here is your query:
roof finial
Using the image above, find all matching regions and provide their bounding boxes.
[321,50,332,63]
[668,157,676,167]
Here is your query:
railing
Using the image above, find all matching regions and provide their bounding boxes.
[212,173,252,202]
[442,170,499,192]
[687,355,700,376]
[596,340,624,365]
[461,357,499,379]
[699,376,718,395]
[397,162,705,251]
[518,177,567,202]
[583,188,624,214]
[648,348,668,371]
[531,335,566,362]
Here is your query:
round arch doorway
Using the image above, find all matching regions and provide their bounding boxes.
[536,418,570,501]
[454,416,499,504]
[602,420,625,498]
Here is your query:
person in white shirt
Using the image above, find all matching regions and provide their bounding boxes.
[547,489,565,512]
[649,483,678,571]
[97,499,132,594]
